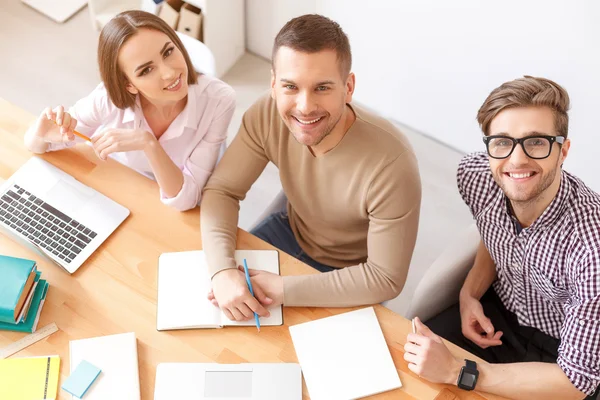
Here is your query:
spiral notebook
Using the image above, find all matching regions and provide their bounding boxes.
[157,250,283,330]
[0,355,60,400]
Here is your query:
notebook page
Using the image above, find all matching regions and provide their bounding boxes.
[157,251,221,330]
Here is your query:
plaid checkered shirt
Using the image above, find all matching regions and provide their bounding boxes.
[457,152,600,395]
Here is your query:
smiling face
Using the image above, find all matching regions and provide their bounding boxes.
[270,46,354,147]
[118,28,189,105]
[488,106,570,205]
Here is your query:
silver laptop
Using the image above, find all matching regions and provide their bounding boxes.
[0,157,130,273]
[154,363,302,400]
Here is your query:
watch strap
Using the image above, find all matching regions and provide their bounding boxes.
[465,359,477,370]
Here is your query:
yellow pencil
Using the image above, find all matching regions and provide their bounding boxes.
[72,130,92,142]
[52,120,91,142]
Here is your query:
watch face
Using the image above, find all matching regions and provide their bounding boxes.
[460,372,477,387]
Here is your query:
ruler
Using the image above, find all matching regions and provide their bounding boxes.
[0,323,59,359]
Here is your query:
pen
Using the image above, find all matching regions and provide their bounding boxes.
[412,318,416,334]
[243,258,261,332]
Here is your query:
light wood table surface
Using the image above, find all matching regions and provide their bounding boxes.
[0,98,506,400]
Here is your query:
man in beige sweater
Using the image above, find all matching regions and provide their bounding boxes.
[201,14,421,321]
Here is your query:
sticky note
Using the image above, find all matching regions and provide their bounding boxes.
[61,360,101,398]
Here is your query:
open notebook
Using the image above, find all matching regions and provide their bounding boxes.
[157,250,283,330]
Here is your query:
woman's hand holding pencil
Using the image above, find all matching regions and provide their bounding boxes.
[33,105,90,144]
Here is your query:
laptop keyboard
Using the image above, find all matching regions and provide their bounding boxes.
[0,184,97,264]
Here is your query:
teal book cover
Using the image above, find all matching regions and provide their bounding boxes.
[0,279,48,333]
[0,255,37,324]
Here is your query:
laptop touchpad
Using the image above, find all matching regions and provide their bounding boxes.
[46,180,93,212]
[205,371,252,397]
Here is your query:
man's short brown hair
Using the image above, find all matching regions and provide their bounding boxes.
[477,76,570,138]
[272,14,352,76]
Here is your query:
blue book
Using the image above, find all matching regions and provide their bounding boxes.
[0,255,37,323]
[0,277,48,333]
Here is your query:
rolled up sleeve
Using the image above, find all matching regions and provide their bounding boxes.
[159,166,202,211]
[160,88,236,211]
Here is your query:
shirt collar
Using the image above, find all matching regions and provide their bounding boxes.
[182,76,212,131]
[158,83,199,141]
[181,82,199,130]
[502,170,571,232]
[120,79,208,138]
[121,95,141,126]
[532,170,571,230]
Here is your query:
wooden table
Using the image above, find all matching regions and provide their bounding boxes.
[0,98,505,400]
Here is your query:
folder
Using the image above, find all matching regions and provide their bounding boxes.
[0,255,37,323]
[69,332,140,399]
[156,250,283,330]
[0,355,60,400]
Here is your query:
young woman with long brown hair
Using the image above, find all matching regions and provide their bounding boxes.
[24,10,235,211]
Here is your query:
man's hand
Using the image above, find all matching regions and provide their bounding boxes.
[459,294,503,348]
[238,266,284,306]
[210,268,272,321]
[404,317,463,384]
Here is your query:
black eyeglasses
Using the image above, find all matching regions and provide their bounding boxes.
[483,135,565,160]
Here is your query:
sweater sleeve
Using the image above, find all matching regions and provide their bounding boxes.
[200,96,271,277]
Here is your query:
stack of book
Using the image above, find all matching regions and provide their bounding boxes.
[0,255,48,333]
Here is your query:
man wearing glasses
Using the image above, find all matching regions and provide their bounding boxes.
[403,76,600,399]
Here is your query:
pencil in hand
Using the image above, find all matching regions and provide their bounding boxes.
[243,258,261,332]
[51,119,91,142]
[71,130,92,142]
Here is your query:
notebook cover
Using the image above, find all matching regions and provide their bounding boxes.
[289,307,401,400]
[69,332,140,400]
[0,255,36,323]
[0,355,60,400]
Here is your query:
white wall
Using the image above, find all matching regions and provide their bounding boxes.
[246,0,316,61]
[246,0,600,191]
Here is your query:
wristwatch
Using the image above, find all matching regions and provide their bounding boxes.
[457,359,479,390]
